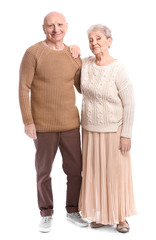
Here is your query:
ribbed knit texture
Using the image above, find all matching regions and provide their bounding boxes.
[19,42,82,132]
[81,57,134,138]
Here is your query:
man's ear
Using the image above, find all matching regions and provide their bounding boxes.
[42,25,47,34]
[65,22,68,32]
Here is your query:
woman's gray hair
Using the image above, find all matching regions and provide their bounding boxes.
[87,24,112,39]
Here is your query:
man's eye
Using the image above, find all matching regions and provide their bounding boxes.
[97,38,101,40]
[58,24,63,26]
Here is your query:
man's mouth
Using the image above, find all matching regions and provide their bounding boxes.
[52,32,62,37]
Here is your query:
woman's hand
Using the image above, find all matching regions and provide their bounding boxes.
[119,137,131,154]
[69,45,81,58]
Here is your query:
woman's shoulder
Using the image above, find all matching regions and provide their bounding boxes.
[115,60,130,77]
[82,56,95,66]
[114,61,132,86]
[111,60,130,78]
[114,60,129,71]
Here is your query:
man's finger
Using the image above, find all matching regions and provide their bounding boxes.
[34,130,37,139]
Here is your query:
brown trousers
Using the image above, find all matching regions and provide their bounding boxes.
[34,128,82,217]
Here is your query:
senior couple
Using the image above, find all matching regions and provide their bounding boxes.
[19,11,137,233]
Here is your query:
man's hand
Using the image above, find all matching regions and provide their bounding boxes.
[24,123,37,139]
[119,137,131,154]
[70,45,81,58]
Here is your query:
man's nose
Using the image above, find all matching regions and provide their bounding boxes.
[53,25,59,32]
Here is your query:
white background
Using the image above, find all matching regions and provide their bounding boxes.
[0,0,156,239]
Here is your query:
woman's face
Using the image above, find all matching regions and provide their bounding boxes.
[88,30,112,56]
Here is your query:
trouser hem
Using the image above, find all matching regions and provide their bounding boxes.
[40,209,53,217]
[66,206,79,213]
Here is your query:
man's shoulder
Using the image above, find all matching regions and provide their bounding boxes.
[25,42,43,56]
[74,56,82,68]
[64,44,82,68]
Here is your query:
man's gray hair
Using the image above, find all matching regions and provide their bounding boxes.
[87,24,112,39]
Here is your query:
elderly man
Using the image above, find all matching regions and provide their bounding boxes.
[19,11,88,232]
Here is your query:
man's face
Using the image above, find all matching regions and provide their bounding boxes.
[43,13,68,43]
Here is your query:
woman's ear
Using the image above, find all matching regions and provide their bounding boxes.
[108,37,112,48]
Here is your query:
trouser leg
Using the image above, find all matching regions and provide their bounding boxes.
[59,128,82,213]
[34,132,59,217]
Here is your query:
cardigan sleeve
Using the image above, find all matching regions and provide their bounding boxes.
[115,65,135,138]
[19,49,36,125]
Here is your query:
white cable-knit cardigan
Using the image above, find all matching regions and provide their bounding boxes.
[80,57,134,138]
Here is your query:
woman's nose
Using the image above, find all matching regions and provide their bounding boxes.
[92,39,97,45]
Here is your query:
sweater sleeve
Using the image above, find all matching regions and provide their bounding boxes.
[74,58,82,94]
[19,50,36,125]
[115,65,135,138]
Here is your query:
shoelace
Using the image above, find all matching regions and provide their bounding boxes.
[75,212,81,218]
[43,217,51,223]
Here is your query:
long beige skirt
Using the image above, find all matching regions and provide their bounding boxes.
[79,125,137,225]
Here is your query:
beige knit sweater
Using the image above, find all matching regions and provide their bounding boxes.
[19,42,81,132]
[81,57,134,138]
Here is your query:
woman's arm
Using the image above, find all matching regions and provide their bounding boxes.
[116,65,135,154]
[116,65,135,138]
[70,45,81,58]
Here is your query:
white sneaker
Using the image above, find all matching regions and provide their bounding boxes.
[39,216,52,233]
[66,212,88,227]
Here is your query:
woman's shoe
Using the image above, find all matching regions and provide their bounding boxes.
[116,220,130,233]
[90,222,104,228]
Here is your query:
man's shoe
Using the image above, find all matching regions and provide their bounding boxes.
[39,216,52,233]
[66,212,88,227]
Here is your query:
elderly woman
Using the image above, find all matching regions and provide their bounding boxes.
[71,24,137,233]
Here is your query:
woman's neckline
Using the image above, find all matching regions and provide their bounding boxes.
[93,58,118,68]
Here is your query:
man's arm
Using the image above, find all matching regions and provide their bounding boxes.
[74,67,81,94]
[74,56,82,93]
[19,49,37,139]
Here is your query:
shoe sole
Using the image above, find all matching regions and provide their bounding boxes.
[67,218,88,227]
[116,227,130,233]
[90,223,104,228]
[39,227,51,233]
